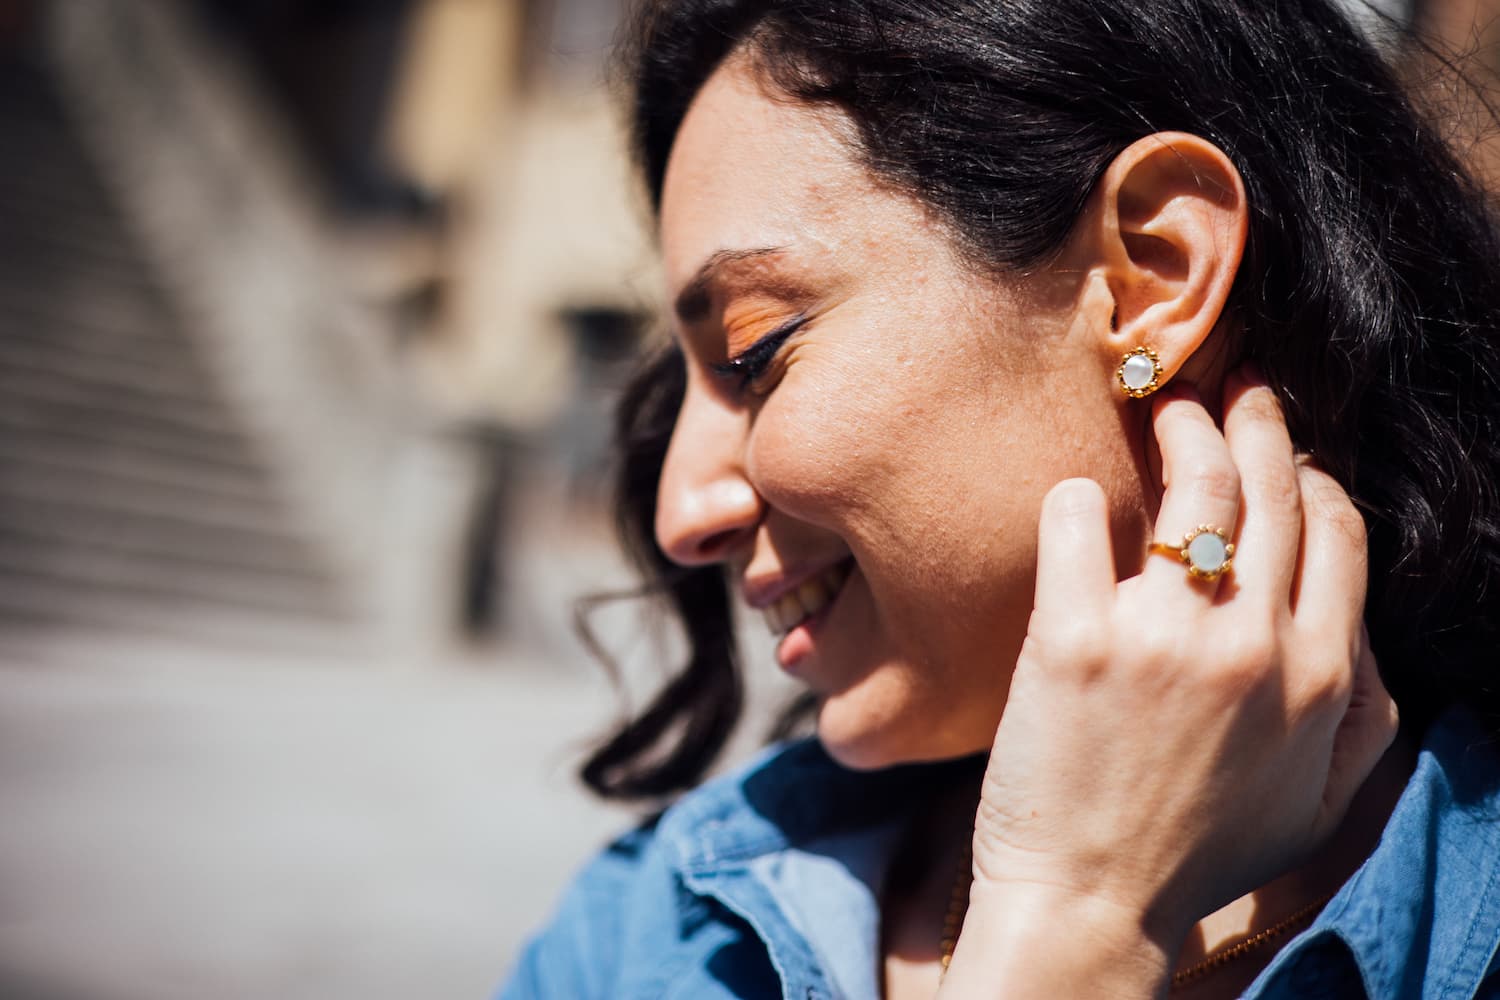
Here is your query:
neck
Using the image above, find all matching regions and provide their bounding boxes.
[880,775,981,997]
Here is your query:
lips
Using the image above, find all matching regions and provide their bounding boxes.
[762,558,853,635]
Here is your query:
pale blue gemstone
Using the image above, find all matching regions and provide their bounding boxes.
[1187,532,1228,573]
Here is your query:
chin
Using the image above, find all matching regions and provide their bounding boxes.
[813,687,987,771]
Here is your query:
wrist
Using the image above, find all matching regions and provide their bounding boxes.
[937,882,1179,1000]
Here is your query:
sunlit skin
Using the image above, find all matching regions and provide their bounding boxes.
[656,55,1153,770]
[653,55,1411,1000]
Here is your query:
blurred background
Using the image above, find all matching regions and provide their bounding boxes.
[0,1,1493,998]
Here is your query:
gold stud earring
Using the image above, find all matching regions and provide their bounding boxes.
[1117,346,1163,398]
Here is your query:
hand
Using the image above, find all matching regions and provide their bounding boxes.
[940,369,1398,998]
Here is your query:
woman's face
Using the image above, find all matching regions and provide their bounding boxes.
[656,57,1151,768]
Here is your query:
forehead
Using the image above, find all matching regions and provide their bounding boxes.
[658,56,928,293]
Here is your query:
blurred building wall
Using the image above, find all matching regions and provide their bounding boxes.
[385,0,654,435]
[0,0,651,660]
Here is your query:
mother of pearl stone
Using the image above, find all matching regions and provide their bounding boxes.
[1186,531,1229,573]
[1122,353,1157,391]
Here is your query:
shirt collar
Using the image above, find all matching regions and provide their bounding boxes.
[658,738,980,876]
[657,741,981,1000]
[1253,708,1500,999]
[657,710,1500,999]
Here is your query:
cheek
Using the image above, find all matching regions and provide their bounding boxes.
[743,360,891,520]
[743,357,961,531]
[745,355,1000,580]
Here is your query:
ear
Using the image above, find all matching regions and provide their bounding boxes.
[1073,132,1247,392]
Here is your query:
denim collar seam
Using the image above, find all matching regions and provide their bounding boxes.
[1248,712,1491,1000]
[679,865,831,1000]
[1316,881,1383,995]
[662,803,791,875]
[1320,714,1500,1000]
[1435,837,1500,1000]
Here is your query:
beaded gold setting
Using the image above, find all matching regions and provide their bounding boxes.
[1117,345,1164,398]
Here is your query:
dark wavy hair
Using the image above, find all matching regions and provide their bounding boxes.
[579,0,1500,801]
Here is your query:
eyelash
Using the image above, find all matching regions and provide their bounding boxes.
[710,315,809,394]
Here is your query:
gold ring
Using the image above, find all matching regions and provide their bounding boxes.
[1149,525,1235,581]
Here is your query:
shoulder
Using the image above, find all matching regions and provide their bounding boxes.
[496,741,821,1000]
[497,815,669,1000]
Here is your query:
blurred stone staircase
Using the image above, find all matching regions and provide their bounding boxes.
[0,36,361,652]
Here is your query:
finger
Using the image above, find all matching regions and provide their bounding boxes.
[1034,478,1116,621]
[1221,368,1302,602]
[1319,625,1399,830]
[1289,459,1368,631]
[1145,388,1241,590]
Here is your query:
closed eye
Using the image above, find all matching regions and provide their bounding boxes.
[710,315,808,392]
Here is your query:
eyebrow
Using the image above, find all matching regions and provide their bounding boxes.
[673,246,787,325]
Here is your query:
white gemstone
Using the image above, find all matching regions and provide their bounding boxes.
[1186,532,1228,573]
[1122,354,1157,390]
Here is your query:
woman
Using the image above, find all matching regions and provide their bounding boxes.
[504,0,1500,996]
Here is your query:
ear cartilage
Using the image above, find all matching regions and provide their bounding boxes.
[1118,346,1163,398]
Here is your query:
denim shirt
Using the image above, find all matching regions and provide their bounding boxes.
[500,710,1500,999]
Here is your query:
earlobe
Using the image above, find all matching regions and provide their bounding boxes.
[1084,132,1248,393]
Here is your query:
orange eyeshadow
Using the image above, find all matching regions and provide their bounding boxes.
[722,302,797,355]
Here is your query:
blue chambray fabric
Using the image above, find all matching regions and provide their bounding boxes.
[1247,710,1500,999]
[499,710,1500,1000]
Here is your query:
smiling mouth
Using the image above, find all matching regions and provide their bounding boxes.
[762,558,854,636]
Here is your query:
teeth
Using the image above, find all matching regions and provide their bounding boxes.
[763,560,852,636]
[798,577,830,611]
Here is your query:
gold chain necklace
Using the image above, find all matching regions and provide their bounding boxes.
[1168,892,1334,990]
[936,841,1331,990]
[938,838,972,976]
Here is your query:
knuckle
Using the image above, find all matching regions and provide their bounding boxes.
[1297,462,1353,515]
[1233,383,1287,423]
[1214,625,1279,683]
[1242,462,1300,511]
[1383,698,1402,739]
[1122,629,1178,674]
[1302,668,1353,719]
[1034,616,1109,668]
[1287,639,1355,710]
[1312,656,1355,707]
[1186,460,1242,507]
[1326,499,1366,540]
[1299,465,1369,549]
[1230,635,1278,676]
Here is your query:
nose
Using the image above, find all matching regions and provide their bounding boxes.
[655,387,763,566]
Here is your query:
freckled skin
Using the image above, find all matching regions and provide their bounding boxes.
[657,57,1154,768]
